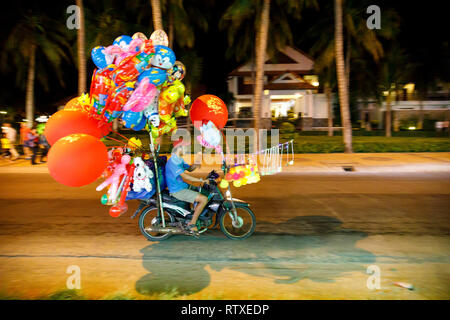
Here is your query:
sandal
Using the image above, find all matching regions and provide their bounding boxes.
[185,223,200,236]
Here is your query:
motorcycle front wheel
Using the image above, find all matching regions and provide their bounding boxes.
[219,206,256,240]
[139,207,175,241]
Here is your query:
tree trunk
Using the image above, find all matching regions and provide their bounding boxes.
[150,0,164,31]
[76,0,86,95]
[325,84,334,136]
[26,44,36,128]
[345,31,351,91]
[253,0,271,149]
[385,91,392,137]
[168,7,174,48]
[417,99,424,130]
[334,0,353,153]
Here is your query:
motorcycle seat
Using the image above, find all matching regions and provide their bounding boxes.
[161,189,191,210]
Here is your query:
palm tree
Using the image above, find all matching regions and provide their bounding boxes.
[160,0,208,49]
[76,0,86,95]
[220,0,318,143]
[379,46,411,137]
[334,0,352,152]
[1,11,71,127]
[150,0,164,30]
[253,0,271,139]
[307,0,399,146]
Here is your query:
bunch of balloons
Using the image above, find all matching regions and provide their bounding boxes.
[89,30,190,138]
[219,163,261,189]
[45,30,191,189]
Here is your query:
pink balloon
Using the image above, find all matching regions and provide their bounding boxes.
[96,154,131,202]
[123,77,158,112]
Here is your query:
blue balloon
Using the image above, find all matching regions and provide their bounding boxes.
[122,110,147,131]
[91,46,109,69]
[132,115,147,131]
[137,67,168,87]
[151,45,176,70]
[113,35,132,50]
[122,110,143,129]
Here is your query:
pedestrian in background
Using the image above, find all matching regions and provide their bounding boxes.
[1,133,11,160]
[2,123,19,161]
[20,122,32,160]
[39,133,50,163]
[26,126,39,165]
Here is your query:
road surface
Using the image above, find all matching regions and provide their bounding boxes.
[0,170,449,299]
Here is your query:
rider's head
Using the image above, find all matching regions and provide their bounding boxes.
[172,138,190,156]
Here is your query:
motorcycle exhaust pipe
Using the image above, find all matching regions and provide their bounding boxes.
[144,226,186,234]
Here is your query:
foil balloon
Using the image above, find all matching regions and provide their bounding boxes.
[123,77,158,112]
[151,45,176,70]
[111,42,155,86]
[197,120,222,154]
[91,46,115,69]
[149,30,169,47]
[121,110,144,129]
[168,61,186,81]
[132,32,148,40]
[105,81,135,113]
[113,35,133,50]
[90,68,115,114]
[137,67,167,87]
[96,154,131,204]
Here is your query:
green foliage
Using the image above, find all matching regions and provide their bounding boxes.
[279,122,295,134]
[289,135,450,153]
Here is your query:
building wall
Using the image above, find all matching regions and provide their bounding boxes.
[312,94,328,119]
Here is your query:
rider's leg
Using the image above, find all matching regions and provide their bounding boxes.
[188,193,208,231]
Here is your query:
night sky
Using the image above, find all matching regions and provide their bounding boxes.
[0,0,448,118]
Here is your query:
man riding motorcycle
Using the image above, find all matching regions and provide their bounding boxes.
[165,138,208,233]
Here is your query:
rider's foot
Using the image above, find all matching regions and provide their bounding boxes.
[186,222,198,232]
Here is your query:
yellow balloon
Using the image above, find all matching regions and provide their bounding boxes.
[233,180,241,187]
[129,137,142,148]
[219,179,229,189]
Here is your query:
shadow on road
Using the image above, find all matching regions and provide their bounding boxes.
[135,215,376,297]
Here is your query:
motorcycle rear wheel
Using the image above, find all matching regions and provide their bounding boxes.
[139,207,175,241]
[220,206,256,240]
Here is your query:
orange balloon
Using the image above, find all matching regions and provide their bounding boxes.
[44,109,103,145]
[64,97,82,111]
[190,94,228,129]
[48,134,109,187]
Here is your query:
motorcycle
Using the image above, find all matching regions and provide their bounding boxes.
[131,167,256,241]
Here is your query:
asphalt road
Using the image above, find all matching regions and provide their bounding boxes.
[0,171,449,299]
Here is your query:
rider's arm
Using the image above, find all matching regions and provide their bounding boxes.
[180,172,204,183]
[186,164,200,172]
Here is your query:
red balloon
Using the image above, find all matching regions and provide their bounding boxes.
[190,94,228,129]
[44,109,103,145]
[48,134,109,187]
